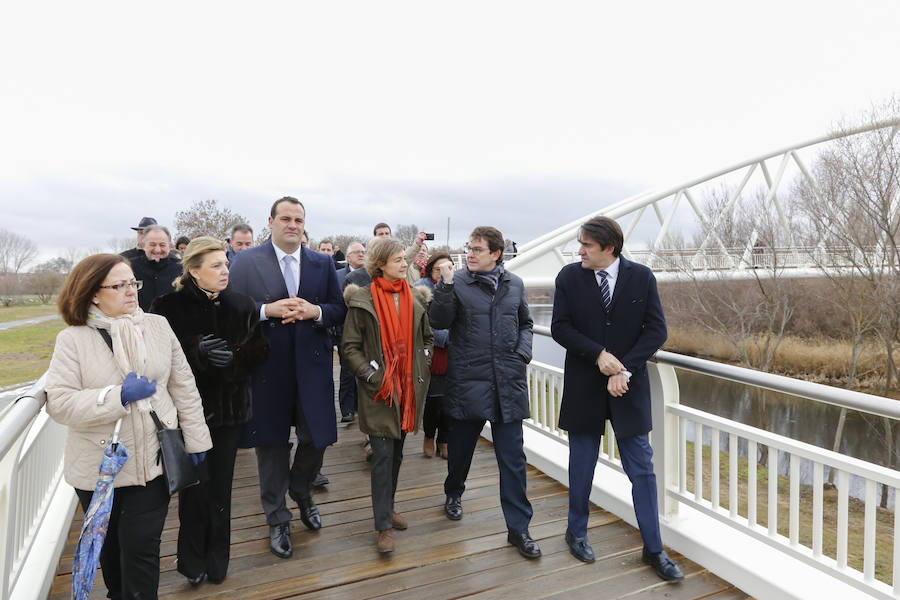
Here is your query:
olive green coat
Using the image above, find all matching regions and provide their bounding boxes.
[341,283,434,439]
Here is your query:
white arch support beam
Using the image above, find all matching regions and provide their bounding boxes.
[506,117,900,288]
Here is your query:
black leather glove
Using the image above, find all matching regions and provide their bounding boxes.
[198,334,233,368]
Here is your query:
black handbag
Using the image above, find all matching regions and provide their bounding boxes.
[149,409,200,495]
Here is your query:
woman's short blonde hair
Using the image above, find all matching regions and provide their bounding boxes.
[365,237,405,279]
[174,236,228,291]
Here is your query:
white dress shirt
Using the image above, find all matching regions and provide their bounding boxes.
[595,257,630,380]
[260,245,322,323]
[595,256,620,297]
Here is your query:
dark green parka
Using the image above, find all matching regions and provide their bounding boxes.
[341,283,434,439]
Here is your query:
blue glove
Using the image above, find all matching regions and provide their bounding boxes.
[190,452,207,466]
[120,371,157,407]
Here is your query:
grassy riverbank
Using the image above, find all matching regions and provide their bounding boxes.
[0,316,64,387]
[0,303,58,323]
[665,325,898,398]
[686,440,894,584]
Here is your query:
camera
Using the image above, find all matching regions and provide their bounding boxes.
[424,233,435,240]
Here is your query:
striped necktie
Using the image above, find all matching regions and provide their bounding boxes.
[598,270,611,312]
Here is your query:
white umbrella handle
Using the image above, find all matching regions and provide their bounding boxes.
[111,418,123,445]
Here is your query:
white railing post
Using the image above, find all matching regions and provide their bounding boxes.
[649,361,681,518]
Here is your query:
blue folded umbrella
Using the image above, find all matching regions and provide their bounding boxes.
[72,419,129,600]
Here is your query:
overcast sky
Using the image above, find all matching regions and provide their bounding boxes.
[1,1,899,261]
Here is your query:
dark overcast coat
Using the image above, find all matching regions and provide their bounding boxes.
[551,257,667,437]
[228,240,346,448]
[151,279,269,429]
[428,268,533,423]
[130,254,182,312]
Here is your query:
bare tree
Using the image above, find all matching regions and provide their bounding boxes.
[0,273,20,306]
[392,224,420,246]
[28,272,65,303]
[255,226,271,246]
[792,101,900,503]
[108,236,135,253]
[174,199,251,241]
[669,188,797,463]
[0,228,38,274]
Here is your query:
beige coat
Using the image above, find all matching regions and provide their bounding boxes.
[46,314,212,490]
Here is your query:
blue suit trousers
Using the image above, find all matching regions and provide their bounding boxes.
[567,431,662,553]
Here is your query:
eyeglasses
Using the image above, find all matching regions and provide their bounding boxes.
[99,280,143,292]
[465,246,490,255]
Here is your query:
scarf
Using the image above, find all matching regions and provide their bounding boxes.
[87,307,152,412]
[471,264,504,291]
[370,276,416,432]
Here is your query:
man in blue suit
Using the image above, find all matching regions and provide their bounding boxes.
[229,197,346,559]
[551,216,683,580]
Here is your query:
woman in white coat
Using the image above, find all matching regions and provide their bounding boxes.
[46,253,211,600]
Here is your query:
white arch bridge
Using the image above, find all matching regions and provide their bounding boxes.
[2,118,900,599]
[507,117,900,286]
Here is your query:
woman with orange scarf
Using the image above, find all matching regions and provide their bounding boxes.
[341,238,434,553]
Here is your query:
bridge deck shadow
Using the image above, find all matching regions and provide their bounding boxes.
[47,359,746,600]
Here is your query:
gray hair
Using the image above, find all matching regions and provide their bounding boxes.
[231,223,253,236]
[142,224,172,241]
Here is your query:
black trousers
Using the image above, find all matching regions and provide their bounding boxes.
[444,418,533,534]
[176,424,241,582]
[255,412,324,525]
[75,475,169,600]
[338,355,357,417]
[422,394,450,443]
[369,434,406,531]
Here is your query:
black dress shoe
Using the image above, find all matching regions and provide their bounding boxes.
[507,531,541,559]
[444,495,462,521]
[299,498,322,531]
[340,414,355,423]
[565,531,595,563]
[642,548,684,581]
[269,523,293,559]
[311,472,330,488]
[186,572,206,587]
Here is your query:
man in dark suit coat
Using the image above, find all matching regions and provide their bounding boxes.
[551,216,683,580]
[335,241,367,421]
[229,197,346,559]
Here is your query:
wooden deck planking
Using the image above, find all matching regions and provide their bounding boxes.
[50,357,747,599]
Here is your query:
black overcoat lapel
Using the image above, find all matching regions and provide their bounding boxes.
[255,241,291,300]
[609,257,632,314]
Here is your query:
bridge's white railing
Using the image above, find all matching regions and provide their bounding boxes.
[0,376,76,600]
[522,324,900,600]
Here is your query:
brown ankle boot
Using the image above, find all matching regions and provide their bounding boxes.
[391,510,408,530]
[437,442,448,459]
[423,437,435,457]
[377,528,395,553]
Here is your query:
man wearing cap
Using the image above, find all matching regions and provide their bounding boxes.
[121,216,158,260]
[129,224,182,311]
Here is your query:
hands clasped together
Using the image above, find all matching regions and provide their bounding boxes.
[596,350,629,398]
[266,296,321,324]
[198,335,234,368]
